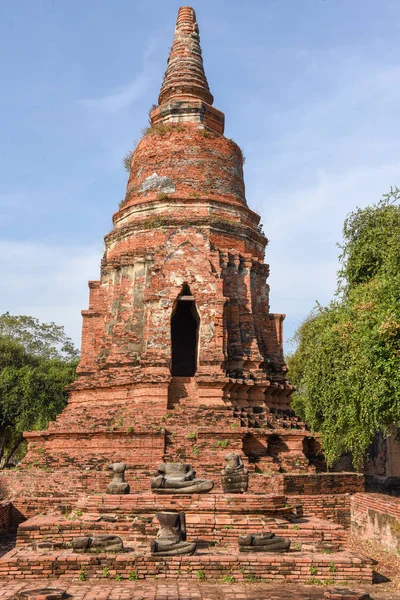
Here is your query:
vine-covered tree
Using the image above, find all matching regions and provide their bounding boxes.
[287,188,400,468]
[0,314,78,467]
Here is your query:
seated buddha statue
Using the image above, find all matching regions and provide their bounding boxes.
[151,511,196,556]
[221,452,248,493]
[150,462,214,494]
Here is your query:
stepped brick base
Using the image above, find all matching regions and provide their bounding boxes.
[15,513,346,551]
[0,548,374,583]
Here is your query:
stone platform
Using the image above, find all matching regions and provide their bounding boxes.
[14,491,347,551]
[15,512,346,550]
[0,492,372,585]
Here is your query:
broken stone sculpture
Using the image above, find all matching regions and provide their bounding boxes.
[15,590,67,600]
[150,462,214,494]
[221,452,248,493]
[106,462,130,495]
[72,535,123,553]
[238,532,291,553]
[151,511,196,556]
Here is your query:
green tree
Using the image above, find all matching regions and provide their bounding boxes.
[0,313,79,361]
[0,314,78,467]
[288,188,400,468]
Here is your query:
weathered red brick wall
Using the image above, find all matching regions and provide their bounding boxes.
[283,473,364,495]
[350,492,400,554]
[363,426,400,478]
[289,494,353,526]
[123,128,246,209]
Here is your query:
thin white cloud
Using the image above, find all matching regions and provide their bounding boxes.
[84,71,154,113]
[82,35,162,113]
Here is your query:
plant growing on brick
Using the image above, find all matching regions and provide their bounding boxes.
[309,565,318,575]
[214,439,229,449]
[196,569,205,581]
[247,574,261,583]
[128,570,138,581]
[222,574,235,583]
[305,578,323,585]
[115,573,123,581]
[102,565,110,578]
[328,561,336,573]
[79,569,87,581]
[123,150,134,172]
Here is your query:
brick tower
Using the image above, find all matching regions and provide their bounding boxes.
[0,7,371,588]
[21,5,321,485]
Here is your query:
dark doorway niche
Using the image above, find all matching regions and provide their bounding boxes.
[267,434,289,457]
[171,285,199,377]
[303,436,326,472]
[242,433,268,463]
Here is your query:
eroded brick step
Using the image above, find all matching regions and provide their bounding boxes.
[16,514,346,549]
[0,548,374,583]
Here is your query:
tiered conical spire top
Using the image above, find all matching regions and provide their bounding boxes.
[158,6,214,106]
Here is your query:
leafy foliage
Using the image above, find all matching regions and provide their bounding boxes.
[338,186,400,293]
[0,313,79,361]
[288,189,400,467]
[123,150,134,173]
[0,314,78,466]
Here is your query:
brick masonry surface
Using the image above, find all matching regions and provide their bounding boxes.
[350,493,400,555]
[0,580,387,600]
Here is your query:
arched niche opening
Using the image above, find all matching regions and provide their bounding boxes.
[171,284,200,377]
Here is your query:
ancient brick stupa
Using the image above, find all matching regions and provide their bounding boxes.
[0,6,372,586]
[23,4,316,479]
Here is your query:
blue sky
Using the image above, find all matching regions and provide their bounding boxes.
[0,0,399,352]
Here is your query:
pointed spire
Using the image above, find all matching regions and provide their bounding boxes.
[158,6,214,106]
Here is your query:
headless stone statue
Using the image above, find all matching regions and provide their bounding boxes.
[150,462,214,494]
[72,535,123,553]
[238,532,291,553]
[221,452,248,493]
[151,511,196,556]
[106,462,130,495]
